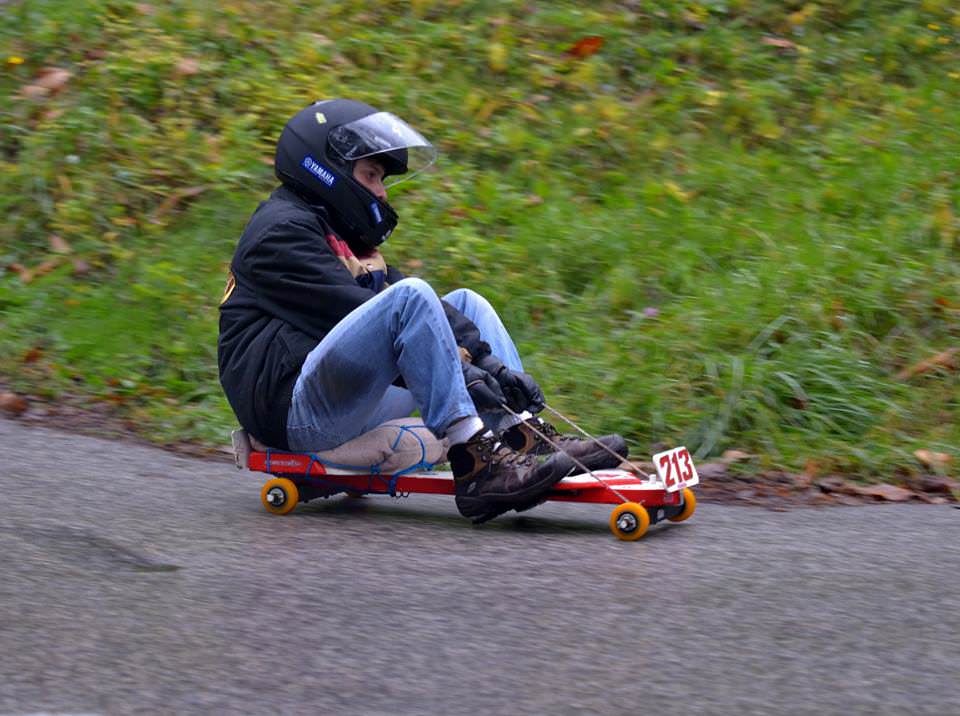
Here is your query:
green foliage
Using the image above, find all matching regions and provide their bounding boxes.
[1,0,958,475]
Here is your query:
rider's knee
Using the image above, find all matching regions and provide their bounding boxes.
[444,287,486,312]
[393,276,434,297]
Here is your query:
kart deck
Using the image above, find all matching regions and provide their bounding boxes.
[246,451,682,507]
[240,436,699,540]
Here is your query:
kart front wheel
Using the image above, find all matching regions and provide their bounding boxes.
[610,502,650,541]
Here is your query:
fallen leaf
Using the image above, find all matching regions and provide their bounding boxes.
[20,67,72,99]
[16,257,64,283]
[815,476,857,494]
[71,257,91,275]
[48,234,72,254]
[568,36,604,58]
[895,348,959,380]
[721,449,752,464]
[0,392,28,417]
[175,57,200,76]
[761,36,798,50]
[915,494,949,505]
[852,484,914,502]
[22,347,43,363]
[913,449,953,471]
[149,186,208,223]
[7,263,27,278]
[910,474,958,494]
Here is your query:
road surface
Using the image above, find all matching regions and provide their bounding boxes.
[1,418,957,715]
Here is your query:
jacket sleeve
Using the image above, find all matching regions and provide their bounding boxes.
[236,218,376,340]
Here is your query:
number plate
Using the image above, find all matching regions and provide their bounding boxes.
[652,446,699,493]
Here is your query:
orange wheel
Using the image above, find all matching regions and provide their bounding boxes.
[261,477,300,515]
[668,488,697,523]
[609,502,650,541]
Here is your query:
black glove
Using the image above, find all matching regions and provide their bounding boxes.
[462,362,507,412]
[473,354,545,414]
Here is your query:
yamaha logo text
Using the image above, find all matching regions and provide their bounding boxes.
[302,155,336,187]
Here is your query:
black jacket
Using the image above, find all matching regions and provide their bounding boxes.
[218,186,490,448]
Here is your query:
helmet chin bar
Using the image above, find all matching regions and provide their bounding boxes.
[344,178,398,250]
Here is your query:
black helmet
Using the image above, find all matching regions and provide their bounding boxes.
[275,99,437,250]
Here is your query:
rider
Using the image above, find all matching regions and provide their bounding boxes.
[218,99,628,522]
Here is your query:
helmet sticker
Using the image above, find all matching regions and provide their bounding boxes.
[301,155,336,187]
[315,112,327,124]
[369,201,383,224]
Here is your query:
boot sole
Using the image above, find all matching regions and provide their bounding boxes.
[455,455,576,523]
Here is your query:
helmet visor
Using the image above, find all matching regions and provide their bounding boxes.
[328,111,438,187]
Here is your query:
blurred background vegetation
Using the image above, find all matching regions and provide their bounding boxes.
[1,0,957,479]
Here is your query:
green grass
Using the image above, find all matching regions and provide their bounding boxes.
[1,0,958,477]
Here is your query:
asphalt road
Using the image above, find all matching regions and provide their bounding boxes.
[1,418,958,716]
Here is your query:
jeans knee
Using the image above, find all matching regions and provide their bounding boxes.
[392,277,442,310]
[395,277,431,294]
[443,287,486,313]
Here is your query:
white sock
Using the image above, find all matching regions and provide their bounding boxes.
[498,410,532,433]
[445,416,486,446]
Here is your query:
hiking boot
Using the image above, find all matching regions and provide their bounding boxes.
[501,417,629,471]
[449,431,576,523]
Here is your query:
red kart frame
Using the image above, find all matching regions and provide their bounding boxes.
[242,446,699,540]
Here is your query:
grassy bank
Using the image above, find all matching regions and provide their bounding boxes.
[1,0,958,478]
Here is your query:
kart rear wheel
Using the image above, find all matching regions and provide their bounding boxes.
[261,477,300,515]
[668,488,696,523]
[610,502,650,541]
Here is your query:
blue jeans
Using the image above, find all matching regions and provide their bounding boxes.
[286,278,524,452]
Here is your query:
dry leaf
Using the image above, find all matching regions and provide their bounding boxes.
[721,449,752,464]
[175,57,200,76]
[914,449,953,471]
[150,186,208,223]
[0,392,28,417]
[760,36,798,50]
[72,257,91,275]
[25,257,65,282]
[853,484,914,502]
[48,234,72,254]
[21,67,73,99]
[7,263,27,279]
[568,36,604,58]
[22,347,43,363]
[895,348,959,380]
[912,474,958,494]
